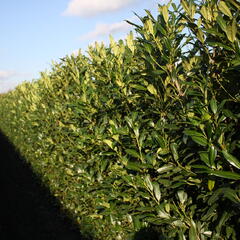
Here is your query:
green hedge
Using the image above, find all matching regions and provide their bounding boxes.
[0,1,240,239]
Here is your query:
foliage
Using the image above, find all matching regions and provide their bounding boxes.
[0,0,240,239]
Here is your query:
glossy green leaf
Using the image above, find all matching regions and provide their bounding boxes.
[156,164,174,173]
[170,143,179,161]
[210,98,217,114]
[177,190,187,204]
[126,149,141,159]
[153,182,161,202]
[126,161,142,171]
[199,151,211,167]
[222,150,240,169]
[189,220,198,240]
[1,1,240,238]
[216,15,227,32]
[192,136,208,146]
[184,130,205,137]
[209,170,240,180]
[209,145,217,167]
[144,175,153,192]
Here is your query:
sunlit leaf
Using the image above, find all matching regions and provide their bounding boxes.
[222,150,240,169]
[218,1,233,18]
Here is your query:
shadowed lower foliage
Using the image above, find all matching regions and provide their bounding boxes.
[0,131,88,240]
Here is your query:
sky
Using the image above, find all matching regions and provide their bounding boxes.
[0,0,172,93]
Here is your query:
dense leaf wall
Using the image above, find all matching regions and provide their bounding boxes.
[0,1,240,239]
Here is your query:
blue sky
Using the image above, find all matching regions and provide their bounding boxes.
[0,0,172,93]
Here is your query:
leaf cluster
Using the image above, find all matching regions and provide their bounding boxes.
[0,0,240,239]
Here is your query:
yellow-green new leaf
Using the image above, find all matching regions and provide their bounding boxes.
[208,179,215,191]
[181,0,190,15]
[200,6,211,21]
[197,29,205,43]
[226,19,237,42]
[147,84,158,96]
[218,1,233,18]
[103,139,114,149]
[126,31,135,53]
[146,19,154,35]
[162,5,169,23]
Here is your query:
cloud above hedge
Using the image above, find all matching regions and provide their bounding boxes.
[0,70,15,80]
[63,0,138,17]
[79,21,132,41]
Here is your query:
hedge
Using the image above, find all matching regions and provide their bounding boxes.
[0,1,240,239]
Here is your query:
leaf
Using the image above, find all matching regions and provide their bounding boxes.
[192,136,208,146]
[172,220,186,228]
[202,113,211,121]
[208,179,215,191]
[199,151,211,167]
[147,84,158,96]
[177,190,187,204]
[156,164,174,174]
[210,98,217,114]
[146,19,154,35]
[170,143,179,161]
[208,41,235,51]
[157,147,169,155]
[218,1,233,18]
[216,15,227,32]
[226,19,237,42]
[184,130,205,137]
[153,182,161,202]
[222,150,240,169]
[209,170,240,180]
[152,133,166,148]
[133,216,141,230]
[162,5,169,23]
[209,145,217,167]
[181,0,190,15]
[223,188,240,203]
[197,29,205,43]
[126,149,140,159]
[126,31,135,53]
[144,175,153,192]
[103,139,114,149]
[200,5,211,21]
[189,220,198,240]
[126,161,142,171]
[130,84,147,91]
[192,164,211,174]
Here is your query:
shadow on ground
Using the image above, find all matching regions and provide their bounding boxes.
[133,227,166,240]
[0,131,89,240]
[0,130,169,240]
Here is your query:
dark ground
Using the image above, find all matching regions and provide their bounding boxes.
[0,131,87,240]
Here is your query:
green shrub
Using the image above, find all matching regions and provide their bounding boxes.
[0,0,240,239]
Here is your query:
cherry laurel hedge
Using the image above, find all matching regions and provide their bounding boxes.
[0,1,240,239]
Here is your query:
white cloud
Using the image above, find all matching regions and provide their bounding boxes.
[0,70,16,80]
[63,0,138,17]
[79,21,132,41]
[0,70,33,93]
